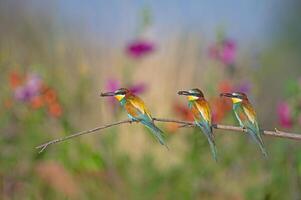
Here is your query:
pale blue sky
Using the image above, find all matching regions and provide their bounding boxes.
[23,0,286,46]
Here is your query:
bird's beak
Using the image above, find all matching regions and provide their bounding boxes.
[220,93,234,98]
[100,91,115,97]
[177,91,190,96]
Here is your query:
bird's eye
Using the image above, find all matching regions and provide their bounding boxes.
[117,91,126,95]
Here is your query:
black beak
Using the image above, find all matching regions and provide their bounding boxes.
[100,91,115,97]
[220,93,234,98]
[178,91,190,96]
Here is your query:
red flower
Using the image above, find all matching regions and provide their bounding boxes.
[173,102,194,121]
[9,71,23,89]
[30,96,44,109]
[43,88,57,105]
[48,103,62,118]
[211,98,231,123]
[218,80,233,93]
[7,70,63,118]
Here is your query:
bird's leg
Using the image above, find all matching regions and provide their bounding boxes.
[211,124,217,129]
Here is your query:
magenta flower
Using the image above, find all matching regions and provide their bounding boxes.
[209,39,237,66]
[105,79,120,93]
[126,39,155,59]
[220,39,236,65]
[277,101,293,128]
[105,78,147,95]
[14,73,42,102]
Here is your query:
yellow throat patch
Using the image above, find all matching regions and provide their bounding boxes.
[115,94,125,101]
[188,95,199,101]
[231,97,242,103]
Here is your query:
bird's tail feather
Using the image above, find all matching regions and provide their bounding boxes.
[207,136,218,162]
[199,123,218,161]
[142,121,168,149]
[248,129,268,158]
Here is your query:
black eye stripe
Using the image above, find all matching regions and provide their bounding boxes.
[115,91,125,95]
[115,91,123,95]
[190,93,201,97]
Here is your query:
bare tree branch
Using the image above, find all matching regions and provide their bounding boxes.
[36,119,133,153]
[36,117,301,153]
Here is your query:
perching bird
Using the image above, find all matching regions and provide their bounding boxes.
[220,92,267,157]
[100,88,168,148]
[178,88,217,161]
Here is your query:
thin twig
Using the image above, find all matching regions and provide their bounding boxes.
[36,119,133,153]
[152,117,190,125]
[36,117,301,153]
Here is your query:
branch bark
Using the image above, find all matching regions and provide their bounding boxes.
[36,117,301,153]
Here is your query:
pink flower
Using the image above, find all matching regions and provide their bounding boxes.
[220,39,236,65]
[209,39,237,66]
[129,83,147,94]
[14,73,42,102]
[105,79,121,108]
[105,79,147,95]
[126,39,155,59]
[277,101,293,128]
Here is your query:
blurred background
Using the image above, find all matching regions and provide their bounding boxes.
[1,0,301,199]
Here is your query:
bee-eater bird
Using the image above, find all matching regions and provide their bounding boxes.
[100,88,168,148]
[220,92,267,157]
[178,89,217,161]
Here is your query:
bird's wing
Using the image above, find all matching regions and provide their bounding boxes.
[240,101,266,156]
[194,99,212,124]
[193,100,217,161]
[241,101,262,133]
[235,102,262,137]
[192,99,213,136]
[125,95,167,148]
[125,95,152,120]
[242,101,257,124]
